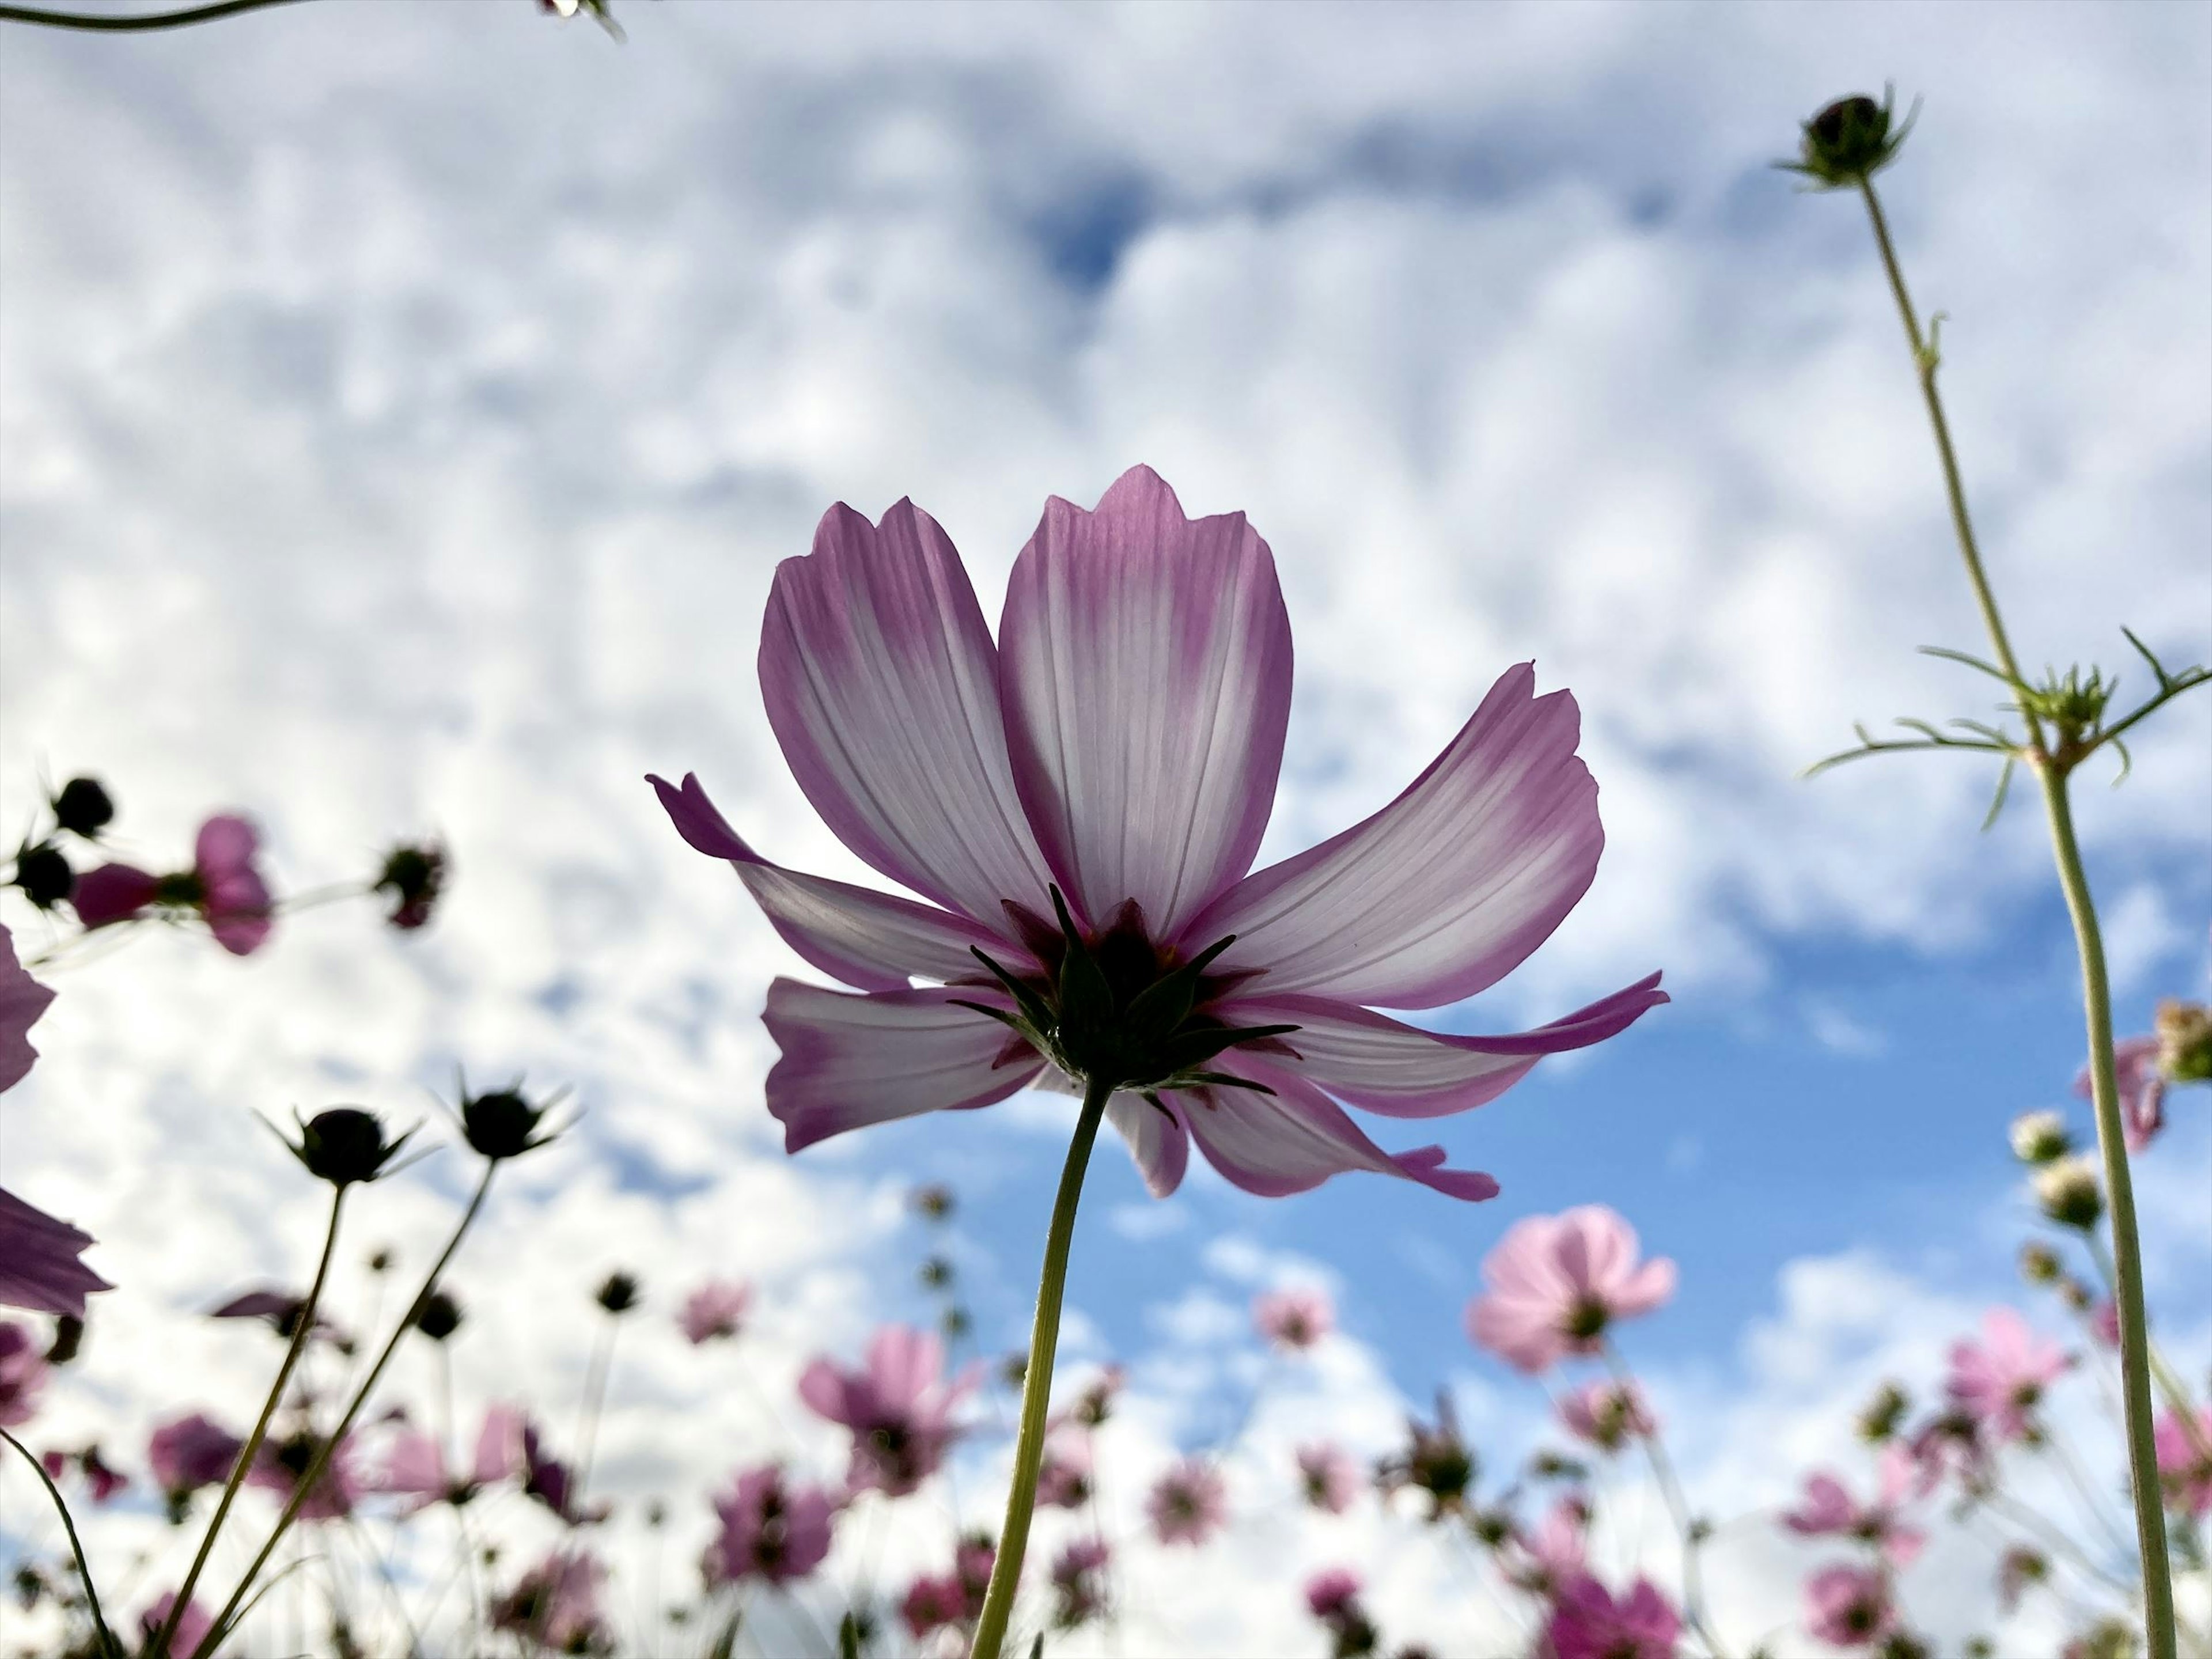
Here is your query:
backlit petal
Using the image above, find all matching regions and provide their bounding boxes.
[1106,1091,1191,1198]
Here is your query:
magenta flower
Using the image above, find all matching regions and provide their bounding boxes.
[2155,1406,2212,1516]
[653,468,1662,1202]
[798,1324,977,1497]
[149,1413,245,1503]
[1035,1430,1093,1509]
[1305,1566,1362,1620]
[679,1278,753,1345]
[903,1536,995,1636]
[0,929,110,1319]
[42,1444,127,1503]
[1557,1378,1656,1453]
[1781,1444,1925,1568]
[1545,1575,1682,1659]
[1466,1206,1676,1374]
[1802,1562,1895,1647]
[2080,1033,2166,1153]
[248,1425,361,1521]
[516,1413,610,1525]
[1502,1495,1590,1597]
[1945,1308,2069,1444]
[138,1592,214,1658]
[0,1321,48,1427]
[1296,1440,1361,1514]
[703,1464,836,1586]
[73,814,274,956]
[1147,1456,1228,1546]
[491,1550,608,1651]
[209,1287,341,1345]
[1253,1286,1334,1352]
[0,922,56,1092]
[370,1406,522,1514]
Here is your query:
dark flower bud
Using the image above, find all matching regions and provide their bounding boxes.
[1468,1508,1513,1548]
[412,1290,463,1342]
[1782,90,1915,191]
[2018,1243,2062,1285]
[919,1256,954,1290]
[1857,1381,1909,1444]
[287,1107,415,1188]
[460,1083,562,1162]
[911,1183,956,1221]
[12,843,74,911]
[374,842,447,931]
[595,1271,641,1315]
[368,1248,394,1274]
[44,1317,84,1367]
[941,1305,972,1340]
[50,778,115,841]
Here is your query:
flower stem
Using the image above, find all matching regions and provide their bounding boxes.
[152,1184,346,1658]
[1602,1342,1728,1659]
[193,1165,496,1657]
[970,1074,1112,1659]
[1,1427,123,1658]
[0,0,306,31]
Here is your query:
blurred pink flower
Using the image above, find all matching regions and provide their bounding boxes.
[654,468,1663,1203]
[1503,1495,1590,1597]
[1997,1546,2047,1613]
[247,1426,362,1521]
[67,862,160,930]
[149,1413,245,1503]
[1051,1537,1112,1626]
[209,1287,342,1346]
[370,1406,522,1514]
[1802,1563,1895,1647]
[703,1464,836,1586]
[1304,1566,1362,1620]
[902,1536,995,1637]
[0,929,110,1319]
[1780,1444,1925,1567]
[517,1414,610,1525]
[1036,1430,1093,1509]
[2089,1298,2121,1350]
[1557,1378,1656,1452]
[75,815,274,955]
[2154,1406,2212,1516]
[2080,1033,2166,1153]
[679,1278,753,1345]
[0,1321,48,1428]
[1254,1286,1335,1351]
[1546,1575,1681,1659]
[491,1550,607,1651]
[1147,1457,1229,1546]
[798,1324,976,1497]
[41,1444,126,1503]
[1296,1441,1361,1514]
[138,1592,214,1657]
[1466,1206,1676,1374]
[1946,1308,2069,1444]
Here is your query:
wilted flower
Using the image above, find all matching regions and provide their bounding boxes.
[0,1323,48,1427]
[1781,1444,1925,1567]
[1050,1537,1111,1628]
[1147,1457,1229,1546]
[1378,1392,1475,1521]
[1546,1575,1682,1659]
[1467,1206,1676,1373]
[149,1414,245,1513]
[75,814,274,955]
[1946,1308,2069,1444]
[654,467,1662,1203]
[491,1550,608,1653]
[799,1325,976,1497]
[1804,1562,1896,1647]
[1557,1378,1656,1453]
[2154,1406,2212,1516]
[2032,1156,2103,1230]
[2008,1110,2070,1165]
[1296,1441,1361,1514]
[1779,90,1915,190]
[1254,1286,1334,1352]
[678,1279,752,1345]
[702,1465,836,1586]
[374,842,446,930]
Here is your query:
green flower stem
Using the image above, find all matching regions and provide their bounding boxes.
[971,1074,1112,1659]
[1,1426,123,1659]
[194,1165,496,1658]
[0,0,305,29]
[153,1184,346,1658]
[1602,1342,1728,1659]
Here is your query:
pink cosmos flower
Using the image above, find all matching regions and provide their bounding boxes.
[492,1550,608,1651]
[0,1321,48,1427]
[247,1425,361,1521]
[2154,1406,2212,1516]
[1254,1286,1335,1351]
[1147,1456,1229,1546]
[0,927,110,1319]
[702,1464,836,1586]
[149,1413,245,1502]
[1781,1444,1925,1568]
[139,1592,214,1657]
[679,1278,753,1345]
[1305,1566,1362,1620]
[1557,1378,1656,1452]
[516,1413,610,1525]
[1036,1430,1093,1508]
[798,1324,978,1497]
[1296,1440,1361,1513]
[2080,1034,2165,1153]
[0,922,56,1092]
[1945,1307,2070,1444]
[209,1287,342,1345]
[1051,1537,1112,1626]
[1503,1495,1590,1597]
[1802,1563,1895,1647]
[73,814,273,956]
[41,1444,127,1503]
[370,1405,522,1513]
[902,1536,995,1637]
[653,468,1664,1204]
[1466,1206,1676,1373]
[1545,1575,1682,1659]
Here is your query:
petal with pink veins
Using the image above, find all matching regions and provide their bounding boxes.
[1105,1091,1191,1198]
[998,465,1293,936]
[1225,972,1665,1118]
[1181,664,1601,1010]
[650,773,1005,991]
[762,981,1042,1153]
[759,499,1055,927]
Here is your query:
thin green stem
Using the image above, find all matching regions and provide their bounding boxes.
[970,1074,1112,1659]
[0,0,305,29]
[153,1185,346,1658]
[194,1165,497,1657]
[1,1428,123,1658]
[572,1312,620,1512]
[1603,1342,1728,1659]
[2037,766,2177,1652]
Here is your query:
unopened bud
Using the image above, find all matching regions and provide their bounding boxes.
[12,844,73,911]
[2009,1110,2070,1165]
[910,1184,956,1221]
[51,779,114,840]
[2018,1243,2063,1285]
[1857,1381,1909,1444]
[460,1083,561,1162]
[595,1271,641,1315]
[412,1290,463,1342]
[2156,999,2212,1085]
[1782,90,1915,190]
[374,843,447,931]
[2035,1156,2104,1230]
[289,1108,414,1188]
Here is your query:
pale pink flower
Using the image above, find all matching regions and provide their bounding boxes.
[149,1414,245,1502]
[1546,1575,1681,1659]
[0,1321,47,1427]
[138,1592,214,1657]
[1780,1444,1925,1567]
[1466,1206,1676,1373]
[1296,1440,1361,1513]
[1036,1430,1093,1508]
[1147,1457,1228,1546]
[1946,1308,2069,1444]
[74,815,274,955]
[2089,1298,2120,1350]
[1254,1286,1335,1351]
[1802,1562,1895,1647]
[369,1405,522,1513]
[1503,1495,1590,1596]
[1051,1537,1112,1626]
[679,1278,753,1345]
[1557,1378,1656,1452]
[653,468,1663,1203]
[2080,1034,2165,1153]
[247,1425,362,1521]
[703,1464,836,1586]
[2154,1406,2212,1517]
[798,1324,977,1497]
[491,1550,607,1651]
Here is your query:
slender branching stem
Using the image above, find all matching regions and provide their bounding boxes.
[0,0,305,29]
[154,1184,346,1658]
[1,1427,123,1658]
[1603,1342,1729,1658]
[971,1074,1112,1659]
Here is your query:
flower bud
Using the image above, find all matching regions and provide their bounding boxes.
[910,1183,956,1221]
[2018,1243,2063,1285]
[287,1108,414,1188]
[412,1290,463,1342]
[1857,1381,1909,1444]
[2156,999,2212,1085]
[594,1271,641,1315]
[918,1256,954,1290]
[11,843,74,911]
[2009,1110,2071,1165]
[374,843,446,931]
[940,1305,972,1340]
[2034,1156,2104,1231]
[51,778,114,840]
[1783,90,1915,190]
[460,1084,560,1162]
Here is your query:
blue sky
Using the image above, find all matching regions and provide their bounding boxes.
[1,1,2207,1650]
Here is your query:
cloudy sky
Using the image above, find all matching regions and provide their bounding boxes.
[1,1,2207,1653]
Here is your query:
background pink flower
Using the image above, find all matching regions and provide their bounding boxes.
[2154,1406,2212,1516]
[1802,1562,1895,1647]
[703,1464,836,1586]
[1945,1307,2069,1444]
[1296,1441,1361,1514]
[1466,1205,1676,1373]
[0,1321,47,1427]
[679,1278,752,1345]
[1780,1444,1925,1567]
[798,1324,976,1497]
[1254,1285,1336,1351]
[1546,1575,1681,1659]
[1558,1377,1656,1450]
[149,1412,245,1501]
[1147,1457,1228,1546]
